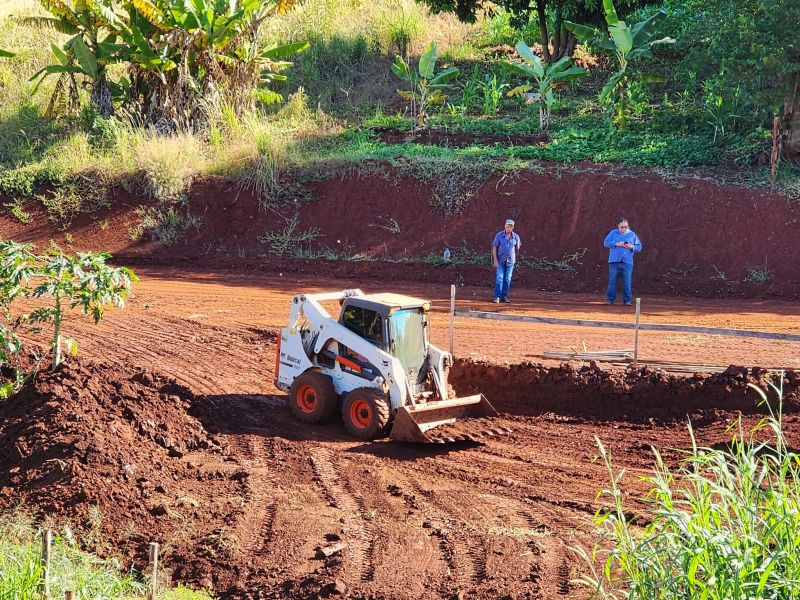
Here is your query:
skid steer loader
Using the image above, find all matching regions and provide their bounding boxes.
[274,289,509,443]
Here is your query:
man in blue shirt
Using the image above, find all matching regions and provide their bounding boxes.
[491,219,521,303]
[603,217,642,305]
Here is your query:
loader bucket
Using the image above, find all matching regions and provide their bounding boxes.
[389,395,511,444]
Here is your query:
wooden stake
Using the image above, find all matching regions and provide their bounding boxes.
[449,284,456,358]
[148,542,159,600]
[633,298,641,369]
[41,529,52,599]
[64,593,75,600]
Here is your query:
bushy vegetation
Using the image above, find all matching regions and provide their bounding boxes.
[575,380,800,598]
[0,0,797,228]
[0,509,212,599]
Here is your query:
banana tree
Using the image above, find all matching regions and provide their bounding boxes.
[565,1,674,128]
[28,0,126,117]
[392,41,459,129]
[501,40,586,130]
[123,0,304,124]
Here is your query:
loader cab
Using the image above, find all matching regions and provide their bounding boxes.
[340,294,431,385]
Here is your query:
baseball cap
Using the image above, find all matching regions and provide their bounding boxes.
[505,219,515,226]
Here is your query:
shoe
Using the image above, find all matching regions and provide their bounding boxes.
[493,297,500,304]
[500,297,511,303]
[624,301,632,306]
[606,301,614,305]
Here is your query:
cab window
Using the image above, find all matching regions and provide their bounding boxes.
[341,306,384,345]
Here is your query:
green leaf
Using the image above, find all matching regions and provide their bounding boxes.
[261,40,310,60]
[599,71,625,103]
[429,66,459,86]
[563,21,597,43]
[602,0,620,25]
[51,42,69,66]
[608,22,632,56]
[17,15,80,34]
[547,55,573,74]
[0,49,15,58]
[500,61,538,80]
[550,66,587,83]
[634,72,667,84]
[418,41,437,80]
[630,8,666,46]
[391,55,413,82]
[514,40,544,78]
[69,36,98,78]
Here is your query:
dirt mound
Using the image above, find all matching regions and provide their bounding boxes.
[0,360,241,582]
[452,360,800,422]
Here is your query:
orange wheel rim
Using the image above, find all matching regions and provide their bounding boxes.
[350,399,372,429]
[296,384,318,413]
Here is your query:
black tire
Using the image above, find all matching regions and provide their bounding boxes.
[289,371,338,424]
[341,387,391,441]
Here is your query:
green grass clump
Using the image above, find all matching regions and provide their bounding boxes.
[0,510,214,599]
[575,380,800,599]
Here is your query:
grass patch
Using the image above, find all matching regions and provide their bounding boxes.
[130,204,203,246]
[0,509,213,599]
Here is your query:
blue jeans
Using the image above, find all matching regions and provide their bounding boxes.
[494,263,514,299]
[607,262,633,304]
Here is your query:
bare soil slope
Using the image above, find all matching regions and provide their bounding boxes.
[2,167,799,299]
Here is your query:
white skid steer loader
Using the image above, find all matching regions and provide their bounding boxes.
[274,289,509,443]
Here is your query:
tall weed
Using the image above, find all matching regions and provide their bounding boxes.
[574,379,800,599]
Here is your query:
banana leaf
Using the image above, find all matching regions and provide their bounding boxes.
[16,16,80,35]
[418,41,437,80]
[51,43,69,66]
[69,36,98,78]
[599,70,625,103]
[608,22,632,56]
[507,84,533,97]
[261,40,310,60]
[500,61,538,80]
[514,41,544,78]
[630,8,666,47]
[602,0,620,26]
[391,56,414,82]
[0,49,14,58]
[429,66,459,86]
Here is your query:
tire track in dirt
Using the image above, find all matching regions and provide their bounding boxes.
[200,394,280,584]
[309,448,376,583]
[405,477,487,589]
[66,313,274,395]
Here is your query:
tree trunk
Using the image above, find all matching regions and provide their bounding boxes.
[90,71,114,118]
[785,71,800,160]
[534,0,551,64]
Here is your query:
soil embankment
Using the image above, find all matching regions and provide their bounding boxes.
[2,166,799,299]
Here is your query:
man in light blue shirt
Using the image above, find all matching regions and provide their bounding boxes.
[603,217,642,305]
[491,219,521,303]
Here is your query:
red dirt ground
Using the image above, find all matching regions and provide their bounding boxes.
[2,168,800,598]
[2,270,800,599]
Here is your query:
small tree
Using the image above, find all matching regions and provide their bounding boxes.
[29,250,138,368]
[391,41,459,128]
[0,241,38,397]
[566,1,674,128]
[501,40,587,130]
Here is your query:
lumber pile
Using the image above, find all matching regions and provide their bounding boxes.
[538,349,728,373]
